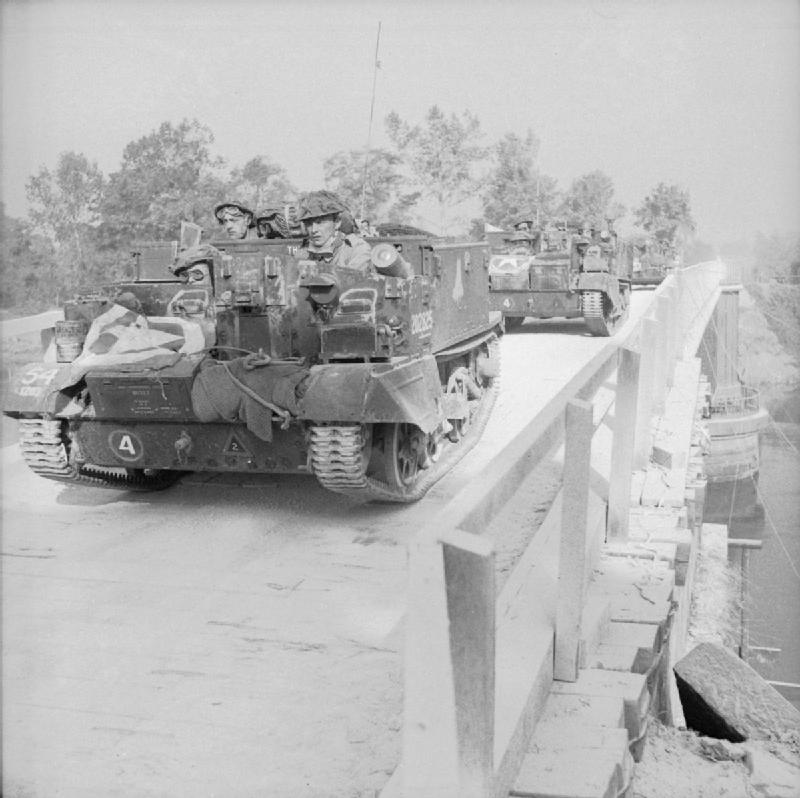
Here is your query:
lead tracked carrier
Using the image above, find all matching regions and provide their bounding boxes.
[4,232,502,502]
[488,227,632,336]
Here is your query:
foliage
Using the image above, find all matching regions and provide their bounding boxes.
[480,131,559,230]
[750,231,800,281]
[323,147,420,223]
[633,182,695,244]
[101,119,225,243]
[385,106,487,233]
[683,238,716,265]
[226,156,297,214]
[0,205,57,310]
[558,170,625,229]
[25,151,104,264]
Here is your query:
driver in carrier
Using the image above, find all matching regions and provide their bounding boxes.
[296,191,373,274]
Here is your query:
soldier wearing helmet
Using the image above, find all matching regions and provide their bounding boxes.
[255,206,291,239]
[170,242,218,284]
[214,201,257,239]
[504,229,535,255]
[296,191,372,273]
[513,217,535,234]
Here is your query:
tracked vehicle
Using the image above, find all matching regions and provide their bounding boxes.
[3,231,501,502]
[488,225,632,336]
[630,238,678,287]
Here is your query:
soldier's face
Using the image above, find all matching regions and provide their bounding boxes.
[306,214,339,248]
[221,211,250,239]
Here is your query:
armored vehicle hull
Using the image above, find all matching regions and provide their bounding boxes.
[4,235,501,502]
[488,233,631,336]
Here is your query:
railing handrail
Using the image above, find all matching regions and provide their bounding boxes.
[389,260,725,798]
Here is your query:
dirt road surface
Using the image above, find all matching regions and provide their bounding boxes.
[1,295,652,798]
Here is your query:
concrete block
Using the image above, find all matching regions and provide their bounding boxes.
[551,669,650,749]
[512,737,630,798]
[586,643,640,673]
[591,555,675,628]
[674,642,800,741]
[606,619,660,647]
[745,746,800,798]
[536,692,626,732]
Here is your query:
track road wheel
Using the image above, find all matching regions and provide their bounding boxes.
[445,369,472,443]
[383,423,426,492]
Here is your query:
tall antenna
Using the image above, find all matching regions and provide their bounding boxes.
[359,22,382,221]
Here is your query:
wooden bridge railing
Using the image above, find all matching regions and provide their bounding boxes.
[383,260,725,798]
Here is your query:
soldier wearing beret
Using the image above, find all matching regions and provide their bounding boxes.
[214,201,258,239]
[296,191,372,273]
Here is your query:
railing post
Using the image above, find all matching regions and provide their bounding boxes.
[607,347,641,541]
[554,398,593,682]
[653,294,671,413]
[662,286,677,387]
[634,316,658,469]
[402,529,495,798]
[442,530,495,798]
[674,269,687,351]
[403,534,460,797]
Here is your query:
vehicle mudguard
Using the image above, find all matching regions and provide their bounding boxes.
[297,355,442,432]
[578,272,624,308]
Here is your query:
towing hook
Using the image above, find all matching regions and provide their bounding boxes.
[175,431,193,462]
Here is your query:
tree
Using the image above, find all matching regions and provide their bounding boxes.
[0,204,57,310]
[26,151,104,265]
[101,119,225,244]
[226,156,297,212]
[559,170,625,229]
[386,106,487,233]
[634,182,695,245]
[323,147,419,223]
[481,131,559,230]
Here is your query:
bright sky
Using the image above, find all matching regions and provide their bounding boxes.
[1,0,798,244]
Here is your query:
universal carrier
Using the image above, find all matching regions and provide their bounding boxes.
[487,225,632,336]
[4,232,502,502]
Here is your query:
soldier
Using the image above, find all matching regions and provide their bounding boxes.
[170,243,217,285]
[513,217,535,234]
[255,206,291,239]
[504,230,535,255]
[214,201,257,239]
[296,191,372,273]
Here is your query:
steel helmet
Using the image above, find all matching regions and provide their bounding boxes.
[213,201,255,222]
[297,191,349,221]
[256,206,290,238]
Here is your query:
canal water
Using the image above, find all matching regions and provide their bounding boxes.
[703,392,800,687]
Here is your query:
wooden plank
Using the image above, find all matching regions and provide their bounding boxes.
[554,399,594,682]
[653,293,671,415]
[608,347,641,540]
[402,533,460,797]
[442,532,495,798]
[633,317,658,469]
[454,344,619,535]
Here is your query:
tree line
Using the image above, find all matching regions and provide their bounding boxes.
[1,109,698,311]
